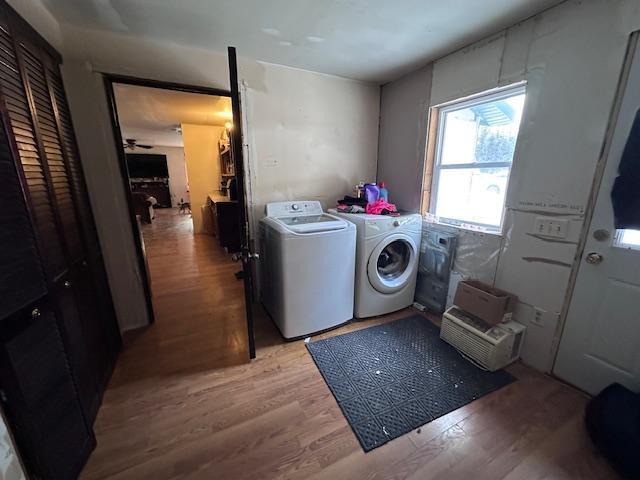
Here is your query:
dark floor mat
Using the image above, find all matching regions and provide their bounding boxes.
[306,314,515,451]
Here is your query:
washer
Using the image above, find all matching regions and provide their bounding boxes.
[260,201,356,339]
[329,211,422,318]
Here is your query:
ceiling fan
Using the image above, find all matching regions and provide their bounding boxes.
[123,138,153,150]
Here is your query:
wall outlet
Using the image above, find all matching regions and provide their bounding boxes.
[263,155,279,167]
[533,217,568,239]
[531,307,546,327]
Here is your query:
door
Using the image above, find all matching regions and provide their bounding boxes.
[227,46,256,359]
[554,35,640,395]
[0,304,95,480]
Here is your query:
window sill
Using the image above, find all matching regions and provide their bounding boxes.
[422,216,504,238]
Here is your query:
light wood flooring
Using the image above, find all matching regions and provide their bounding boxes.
[81,208,620,479]
[108,208,250,387]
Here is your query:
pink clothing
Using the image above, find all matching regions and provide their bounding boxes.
[366,199,397,215]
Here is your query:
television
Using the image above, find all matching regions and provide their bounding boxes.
[126,153,169,178]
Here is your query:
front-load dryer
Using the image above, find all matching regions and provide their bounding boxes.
[329,211,422,318]
[260,201,356,339]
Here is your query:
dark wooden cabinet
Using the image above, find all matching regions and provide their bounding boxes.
[208,195,240,252]
[0,2,121,478]
[130,179,172,207]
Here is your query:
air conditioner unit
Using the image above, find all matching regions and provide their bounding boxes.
[440,306,526,371]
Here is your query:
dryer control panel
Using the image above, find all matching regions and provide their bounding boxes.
[265,201,323,217]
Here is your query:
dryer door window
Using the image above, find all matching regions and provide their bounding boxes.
[377,241,410,281]
[367,233,418,294]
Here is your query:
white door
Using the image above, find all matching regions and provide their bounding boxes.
[554,35,640,395]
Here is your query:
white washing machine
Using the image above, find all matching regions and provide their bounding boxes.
[329,211,422,318]
[260,201,356,339]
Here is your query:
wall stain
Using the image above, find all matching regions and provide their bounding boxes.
[521,256,572,268]
[525,233,578,245]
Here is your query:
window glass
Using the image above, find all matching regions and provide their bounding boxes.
[615,229,640,249]
[435,167,510,227]
[431,87,526,231]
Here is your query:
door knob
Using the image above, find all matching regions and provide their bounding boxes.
[585,252,603,264]
[31,308,41,319]
[63,280,73,289]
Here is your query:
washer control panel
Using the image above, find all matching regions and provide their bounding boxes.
[265,201,323,217]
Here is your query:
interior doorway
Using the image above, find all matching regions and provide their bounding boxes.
[103,75,254,383]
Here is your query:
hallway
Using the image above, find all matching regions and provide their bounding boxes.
[108,207,250,387]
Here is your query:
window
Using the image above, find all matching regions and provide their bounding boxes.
[427,85,526,232]
[615,229,640,250]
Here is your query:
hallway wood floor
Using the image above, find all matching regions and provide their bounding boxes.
[81,209,619,479]
[108,208,250,387]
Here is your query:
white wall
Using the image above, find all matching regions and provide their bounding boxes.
[181,124,223,232]
[377,64,433,212]
[381,0,640,372]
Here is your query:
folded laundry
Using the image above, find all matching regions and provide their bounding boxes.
[337,195,368,207]
[336,204,366,214]
[366,199,398,215]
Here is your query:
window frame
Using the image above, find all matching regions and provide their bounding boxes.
[427,83,526,233]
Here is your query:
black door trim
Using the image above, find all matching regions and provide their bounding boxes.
[227,46,256,359]
[102,74,232,326]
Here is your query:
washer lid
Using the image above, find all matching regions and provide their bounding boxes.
[367,233,418,294]
[275,214,346,233]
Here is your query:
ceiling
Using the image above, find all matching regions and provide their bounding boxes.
[113,84,231,147]
[42,0,564,83]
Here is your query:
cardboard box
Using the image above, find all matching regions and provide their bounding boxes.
[453,280,517,326]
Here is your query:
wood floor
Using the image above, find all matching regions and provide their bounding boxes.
[109,208,250,387]
[81,209,619,479]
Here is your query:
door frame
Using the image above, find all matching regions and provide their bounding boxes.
[102,73,255,357]
[551,32,640,372]
[228,47,256,359]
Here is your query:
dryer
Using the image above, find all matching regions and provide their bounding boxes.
[260,201,356,339]
[329,211,422,318]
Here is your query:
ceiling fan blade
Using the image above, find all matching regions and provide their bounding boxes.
[138,144,154,149]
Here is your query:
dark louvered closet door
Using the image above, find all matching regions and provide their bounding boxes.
[0,307,95,480]
[0,16,101,417]
[46,66,97,255]
[0,23,66,279]
[55,279,100,420]
[0,113,47,318]
[18,40,84,264]
[0,2,123,477]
